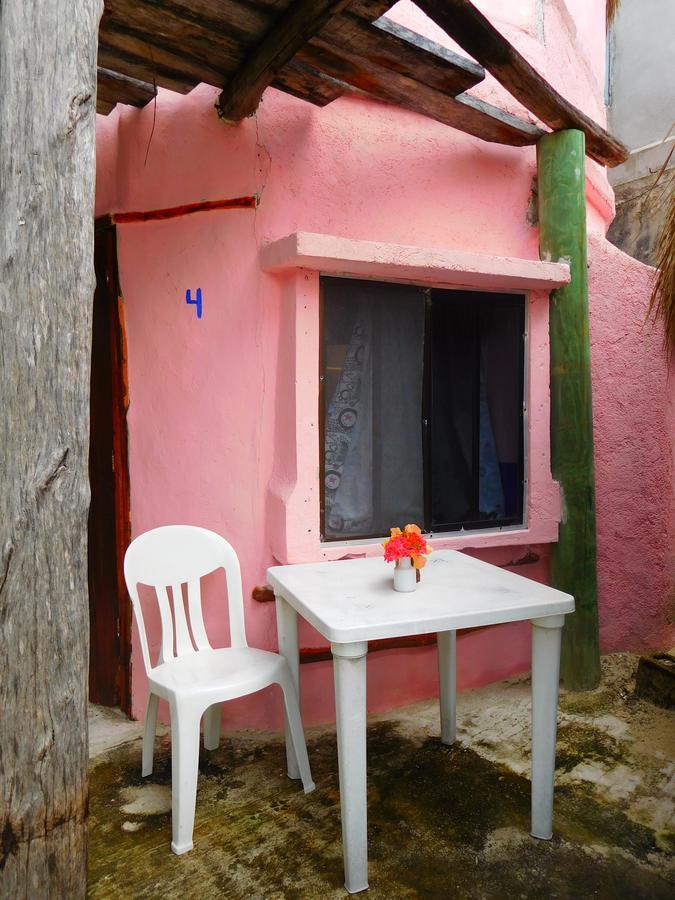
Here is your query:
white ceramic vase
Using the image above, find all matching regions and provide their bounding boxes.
[393,556,417,592]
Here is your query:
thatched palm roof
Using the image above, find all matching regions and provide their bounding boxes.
[650,189,675,347]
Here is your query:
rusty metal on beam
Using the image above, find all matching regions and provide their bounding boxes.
[112,196,258,224]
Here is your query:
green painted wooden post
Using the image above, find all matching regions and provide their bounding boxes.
[537,129,601,690]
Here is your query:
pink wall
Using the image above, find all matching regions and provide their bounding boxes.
[95,0,674,727]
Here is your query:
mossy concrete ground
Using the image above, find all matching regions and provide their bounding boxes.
[88,654,674,898]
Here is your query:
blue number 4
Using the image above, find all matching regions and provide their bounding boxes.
[186,288,203,319]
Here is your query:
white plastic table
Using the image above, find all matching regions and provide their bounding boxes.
[268,550,574,893]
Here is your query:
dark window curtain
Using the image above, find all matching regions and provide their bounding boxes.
[430,299,476,526]
[430,296,507,528]
[323,279,425,539]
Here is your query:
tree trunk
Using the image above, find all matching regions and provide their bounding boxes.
[0,0,101,894]
[537,129,601,691]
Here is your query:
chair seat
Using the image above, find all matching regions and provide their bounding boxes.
[148,647,287,701]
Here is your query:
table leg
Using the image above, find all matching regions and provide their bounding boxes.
[437,630,457,745]
[530,613,565,840]
[275,594,300,780]
[331,640,369,894]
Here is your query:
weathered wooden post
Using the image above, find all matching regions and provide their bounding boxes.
[537,129,601,690]
[0,0,101,892]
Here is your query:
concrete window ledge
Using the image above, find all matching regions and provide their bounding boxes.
[261,231,571,292]
[261,232,566,565]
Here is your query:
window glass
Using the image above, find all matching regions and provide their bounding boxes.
[322,278,425,539]
[321,277,524,540]
[430,292,525,530]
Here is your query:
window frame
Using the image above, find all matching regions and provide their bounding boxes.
[319,277,528,542]
[262,232,568,565]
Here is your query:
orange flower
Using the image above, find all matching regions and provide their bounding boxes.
[404,524,421,535]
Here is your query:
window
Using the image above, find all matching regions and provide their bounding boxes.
[320,276,525,541]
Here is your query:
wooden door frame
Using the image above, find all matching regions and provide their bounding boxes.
[93,217,132,714]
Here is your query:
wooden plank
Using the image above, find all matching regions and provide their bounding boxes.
[537,130,601,690]
[319,14,484,97]
[88,223,133,714]
[103,0,269,51]
[216,0,364,122]
[89,226,122,707]
[95,0,478,127]
[97,41,196,94]
[97,67,156,107]
[97,1,395,111]
[415,0,629,167]
[101,0,348,106]
[297,40,543,146]
[347,0,399,20]
[96,97,117,115]
[99,18,235,92]
[0,0,99,891]
[273,60,349,107]
[100,0,246,76]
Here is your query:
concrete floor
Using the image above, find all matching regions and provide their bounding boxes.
[88,654,674,898]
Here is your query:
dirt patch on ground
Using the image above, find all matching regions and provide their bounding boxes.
[88,654,674,898]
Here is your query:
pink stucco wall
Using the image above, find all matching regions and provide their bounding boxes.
[95,0,674,727]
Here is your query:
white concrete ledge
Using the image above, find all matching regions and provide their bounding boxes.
[261,232,571,291]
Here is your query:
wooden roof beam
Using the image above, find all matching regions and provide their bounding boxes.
[97,97,117,116]
[415,0,629,167]
[297,39,543,147]
[97,36,202,95]
[318,14,485,97]
[97,67,157,113]
[273,60,350,108]
[216,0,384,123]
[100,0,350,109]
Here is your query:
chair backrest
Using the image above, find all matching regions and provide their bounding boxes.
[123,525,247,673]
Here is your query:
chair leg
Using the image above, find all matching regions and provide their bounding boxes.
[203,703,221,751]
[169,701,201,855]
[142,693,160,777]
[279,676,315,794]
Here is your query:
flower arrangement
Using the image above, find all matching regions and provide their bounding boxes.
[383,524,432,570]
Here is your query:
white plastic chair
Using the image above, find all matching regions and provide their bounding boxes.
[123,525,315,855]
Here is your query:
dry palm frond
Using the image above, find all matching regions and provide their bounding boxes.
[607,0,620,26]
[649,188,675,348]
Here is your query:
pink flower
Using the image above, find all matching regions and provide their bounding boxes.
[382,524,431,568]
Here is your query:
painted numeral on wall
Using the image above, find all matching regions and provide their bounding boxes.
[186,287,203,319]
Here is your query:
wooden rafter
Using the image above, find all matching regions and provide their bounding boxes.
[320,14,485,97]
[273,60,349,107]
[216,0,364,122]
[297,36,542,146]
[415,0,629,167]
[97,67,156,115]
[99,19,223,94]
[94,0,626,163]
[100,0,352,108]
[97,97,117,115]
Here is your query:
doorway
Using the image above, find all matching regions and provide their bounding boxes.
[89,221,131,713]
